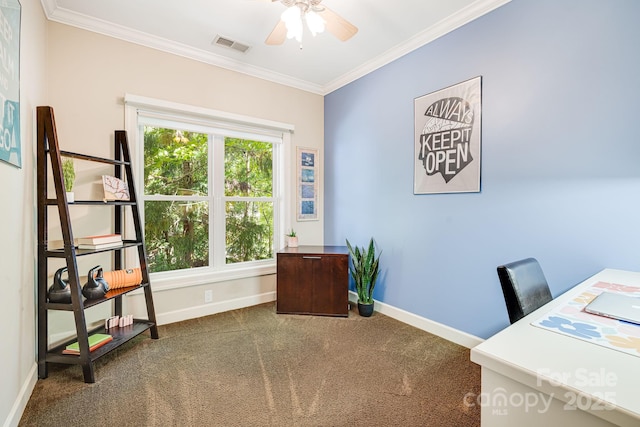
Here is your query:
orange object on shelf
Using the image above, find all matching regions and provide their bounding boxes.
[102,268,142,289]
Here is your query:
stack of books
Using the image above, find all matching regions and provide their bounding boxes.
[77,234,123,250]
[62,333,113,355]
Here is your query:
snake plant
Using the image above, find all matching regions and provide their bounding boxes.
[346,238,381,305]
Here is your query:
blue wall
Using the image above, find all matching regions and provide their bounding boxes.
[324,0,640,339]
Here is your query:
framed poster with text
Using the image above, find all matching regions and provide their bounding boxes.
[297,147,318,221]
[414,76,481,194]
[0,0,20,168]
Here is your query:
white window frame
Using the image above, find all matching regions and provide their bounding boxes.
[124,94,294,291]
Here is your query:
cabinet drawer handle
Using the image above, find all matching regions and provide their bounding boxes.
[302,256,322,259]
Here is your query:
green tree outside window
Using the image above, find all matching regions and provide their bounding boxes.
[143,127,274,273]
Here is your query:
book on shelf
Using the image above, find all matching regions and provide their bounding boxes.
[78,241,124,250]
[48,238,79,250]
[62,333,113,355]
[77,234,122,245]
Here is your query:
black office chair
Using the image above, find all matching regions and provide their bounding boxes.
[497,257,553,324]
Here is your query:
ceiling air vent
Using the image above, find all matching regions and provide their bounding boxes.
[212,35,250,53]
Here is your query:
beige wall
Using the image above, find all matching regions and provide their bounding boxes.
[0,0,47,425]
[3,11,323,424]
[44,22,324,329]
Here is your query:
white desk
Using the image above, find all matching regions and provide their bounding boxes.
[471,269,640,427]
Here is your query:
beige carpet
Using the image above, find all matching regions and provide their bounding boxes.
[20,302,480,426]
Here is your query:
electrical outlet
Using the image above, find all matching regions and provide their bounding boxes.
[204,289,213,303]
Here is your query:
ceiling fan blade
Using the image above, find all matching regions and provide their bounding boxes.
[318,6,358,42]
[265,20,287,45]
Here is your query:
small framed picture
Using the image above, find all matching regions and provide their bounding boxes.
[102,175,130,201]
[297,147,318,221]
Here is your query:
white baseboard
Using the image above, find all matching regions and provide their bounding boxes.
[156,291,277,325]
[348,292,483,349]
[3,363,37,427]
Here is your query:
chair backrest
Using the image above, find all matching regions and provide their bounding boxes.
[497,257,553,324]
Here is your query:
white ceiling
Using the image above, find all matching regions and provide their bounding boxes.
[41,0,510,95]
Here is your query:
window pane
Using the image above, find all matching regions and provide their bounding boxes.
[226,201,273,263]
[144,127,209,196]
[225,138,272,197]
[145,201,209,273]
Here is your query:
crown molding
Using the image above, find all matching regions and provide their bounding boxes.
[40,0,56,17]
[323,0,511,94]
[41,0,510,96]
[41,1,325,94]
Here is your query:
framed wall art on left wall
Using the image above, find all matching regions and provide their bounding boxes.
[0,0,21,168]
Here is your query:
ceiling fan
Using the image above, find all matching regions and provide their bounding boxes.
[264,0,358,47]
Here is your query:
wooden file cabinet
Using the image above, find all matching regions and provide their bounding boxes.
[276,245,349,317]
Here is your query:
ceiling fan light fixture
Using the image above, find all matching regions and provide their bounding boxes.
[266,0,357,47]
[281,6,303,42]
[305,10,325,36]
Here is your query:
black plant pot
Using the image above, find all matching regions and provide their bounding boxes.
[357,301,374,317]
